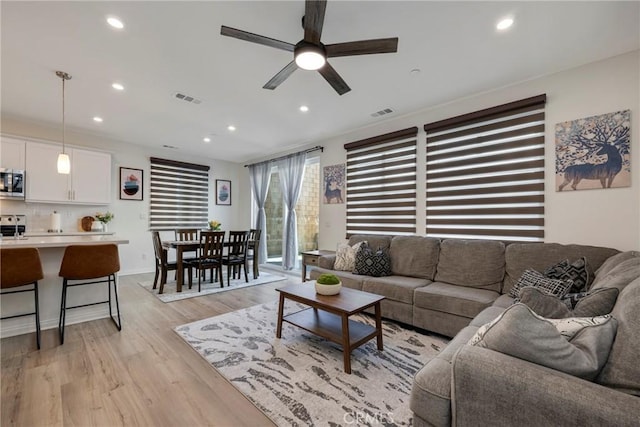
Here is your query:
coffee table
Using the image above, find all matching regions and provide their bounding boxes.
[276,283,385,374]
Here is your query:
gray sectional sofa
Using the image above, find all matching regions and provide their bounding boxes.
[310,234,640,426]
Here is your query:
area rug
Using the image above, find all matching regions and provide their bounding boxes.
[175,300,449,426]
[137,271,287,303]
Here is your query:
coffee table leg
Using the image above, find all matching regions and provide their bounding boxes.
[375,302,383,350]
[342,314,351,374]
[276,293,285,339]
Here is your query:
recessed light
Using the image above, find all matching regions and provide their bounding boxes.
[112,82,124,91]
[203,137,211,143]
[93,116,103,123]
[106,17,124,30]
[299,105,309,112]
[227,125,236,132]
[497,18,514,30]
[410,68,421,75]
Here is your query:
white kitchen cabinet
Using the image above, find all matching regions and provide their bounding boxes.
[1,136,26,169]
[25,141,111,204]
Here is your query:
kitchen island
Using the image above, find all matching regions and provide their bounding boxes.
[1,234,129,340]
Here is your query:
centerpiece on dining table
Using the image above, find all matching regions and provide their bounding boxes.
[208,220,222,231]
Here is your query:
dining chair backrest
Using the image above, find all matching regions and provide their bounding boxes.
[151,231,165,261]
[227,231,249,256]
[176,228,198,242]
[248,229,261,247]
[200,231,225,260]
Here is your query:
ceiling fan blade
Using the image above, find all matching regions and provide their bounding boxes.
[318,62,350,95]
[304,0,327,44]
[263,61,299,90]
[325,37,398,57]
[221,26,294,52]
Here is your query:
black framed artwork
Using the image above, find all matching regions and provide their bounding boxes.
[216,179,231,205]
[120,167,143,200]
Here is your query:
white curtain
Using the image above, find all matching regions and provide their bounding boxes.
[248,162,272,264]
[277,152,307,270]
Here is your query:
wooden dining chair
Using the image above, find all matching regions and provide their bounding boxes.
[246,228,262,280]
[187,231,225,291]
[152,231,187,294]
[221,231,249,283]
[175,228,198,260]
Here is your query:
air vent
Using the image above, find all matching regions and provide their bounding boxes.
[162,144,179,149]
[174,92,202,105]
[370,107,394,117]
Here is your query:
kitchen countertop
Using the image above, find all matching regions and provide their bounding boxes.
[24,231,115,237]
[0,234,129,248]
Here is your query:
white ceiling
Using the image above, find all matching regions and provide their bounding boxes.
[2,1,639,163]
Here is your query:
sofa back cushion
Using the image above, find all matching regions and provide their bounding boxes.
[596,277,640,396]
[590,253,640,292]
[389,235,440,279]
[434,239,505,291]
[503,243,619,296]
[348,234,392,251]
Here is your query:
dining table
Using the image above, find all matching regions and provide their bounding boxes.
[162,240,200,292]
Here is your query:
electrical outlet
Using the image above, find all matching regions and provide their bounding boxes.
[142,253,147,260]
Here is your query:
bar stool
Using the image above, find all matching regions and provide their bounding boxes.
[58,244,122,344]
[0,248,43,349]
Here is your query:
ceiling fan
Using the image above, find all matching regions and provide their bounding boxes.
[220,0,398,95]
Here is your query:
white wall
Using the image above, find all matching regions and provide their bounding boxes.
[315,50,640,252]
[0,121,248,275]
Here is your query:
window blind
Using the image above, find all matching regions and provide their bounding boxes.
[149,157,210,230]
[424,95,546,241]
[344,127,418,237]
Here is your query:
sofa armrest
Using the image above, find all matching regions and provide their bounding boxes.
[318,254,336,269]
[452,345,640,427]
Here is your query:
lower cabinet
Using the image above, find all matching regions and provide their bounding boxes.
[26,141,111,204]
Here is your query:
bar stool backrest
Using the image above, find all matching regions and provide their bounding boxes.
[1,248,43,288]
[59,244,120,280]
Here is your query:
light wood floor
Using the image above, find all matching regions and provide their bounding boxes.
[1,270,301,426]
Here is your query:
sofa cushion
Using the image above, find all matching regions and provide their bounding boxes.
[414,282,499,319]
[334,241,366,271]
[596,277,640,395]
[492,294,514,308]
[389,235,440,279]
[518,286,618,318]
[309,267,364,290]
[434,239,505,292]
[503,243,619,296]
[595,250,640,277]
[509,269,573,299]
[410,326,476,427]
[590,257,640,292]
[469,306,506,327]
[353,243,392,277]
[362,275,430,304]
[348,234,392,251]
[470,303,617,380]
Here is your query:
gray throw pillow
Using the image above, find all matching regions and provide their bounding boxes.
[509,269,573,299]
[334,241,366,271]
[519,286,619,318]
[469,303,618,380]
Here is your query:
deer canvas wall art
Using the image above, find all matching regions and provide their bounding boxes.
[556,110,631,191]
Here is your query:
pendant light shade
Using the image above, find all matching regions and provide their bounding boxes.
[56,71,72,175]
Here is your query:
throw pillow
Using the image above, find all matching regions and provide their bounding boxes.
[334,241,366,271]
[545,257,590,293]
[509,269,573,299]
[353,243,392,277]
[519,286,619,318]
[469,303,618,380]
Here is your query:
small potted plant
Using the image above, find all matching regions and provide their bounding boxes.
[208,220,221,231]
[315,273,342,295]
[93,212,114,232]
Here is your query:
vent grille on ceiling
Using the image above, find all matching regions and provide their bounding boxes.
[162,144,179,149]
[371,108,394,117]
[174,92,202,104]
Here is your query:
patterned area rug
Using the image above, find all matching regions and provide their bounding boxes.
[175,300,449,426]
[137,271,287,303]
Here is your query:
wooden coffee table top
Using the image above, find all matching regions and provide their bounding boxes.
[276,283,384,315]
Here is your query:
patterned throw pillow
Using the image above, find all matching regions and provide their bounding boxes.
[334,241,366,271]
[353,243,392,277]
[544,257,590,293]
[509,269,573,299]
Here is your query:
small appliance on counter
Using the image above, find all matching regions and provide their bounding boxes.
[0,214,26,237]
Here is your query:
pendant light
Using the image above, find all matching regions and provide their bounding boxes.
[56,71,72,174]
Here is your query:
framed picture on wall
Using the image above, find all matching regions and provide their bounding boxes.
[216,179,232,205]
[119,167,143,200]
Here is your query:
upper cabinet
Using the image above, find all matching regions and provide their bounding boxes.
[1,136,26,170]
[25,141,111,205]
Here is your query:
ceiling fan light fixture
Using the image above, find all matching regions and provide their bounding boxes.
[294,43,326,70]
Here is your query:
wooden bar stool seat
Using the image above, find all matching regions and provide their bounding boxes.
[58,244,122,344]
[0,248,43,349]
